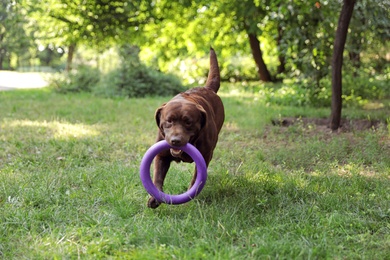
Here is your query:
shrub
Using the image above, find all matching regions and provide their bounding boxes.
[48,65,101,93]
[96,62,184,98]
[256,74,388,108]
[259,79,331,107]
[95,45,185,98]
[49,45,185,97]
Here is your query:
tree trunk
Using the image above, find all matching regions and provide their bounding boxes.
[248,33,273,82]
[330,0,356,131]
[66,43,76,72]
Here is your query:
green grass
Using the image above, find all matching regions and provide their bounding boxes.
[0,87,389,259]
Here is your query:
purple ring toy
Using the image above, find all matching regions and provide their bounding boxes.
[140,140,207,204]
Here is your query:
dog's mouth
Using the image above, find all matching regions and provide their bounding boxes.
[170,148,183,157]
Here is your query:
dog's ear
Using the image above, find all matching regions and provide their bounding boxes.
[196,104,207,129]
[155,104,166,128]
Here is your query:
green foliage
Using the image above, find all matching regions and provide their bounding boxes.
[36,46,65,69]
[49,65,101,93]
[156,54,258,86]
[220,55,259,82]
[0,0,34,69]
[3,0,389,105]
[236,74,389,108]
[28,0,156,49]
[342,74,389,101]
[95,45,185,97]
[49,45,184,97]
[96,64,184,98]
[142,0,389,94]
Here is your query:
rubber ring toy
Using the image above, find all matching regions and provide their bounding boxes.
[140,140,207,204]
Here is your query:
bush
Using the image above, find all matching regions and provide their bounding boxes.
[343,74,389,100]
[48,65,101,93]
[49,45,185,97]
[95,45,185,98]
[96,61,184,98]
[253,73,388,108]
[258,79,331,107]
[220,56,259,82]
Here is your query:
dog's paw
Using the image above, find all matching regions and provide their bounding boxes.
[147,197,161,209]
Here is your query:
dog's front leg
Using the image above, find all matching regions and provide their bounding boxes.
[188,152,211,190]
[147,154,171,208]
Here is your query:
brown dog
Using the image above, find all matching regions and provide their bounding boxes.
[147,48,225,208]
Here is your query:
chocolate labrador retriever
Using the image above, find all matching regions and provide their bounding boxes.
[147,48,225,208]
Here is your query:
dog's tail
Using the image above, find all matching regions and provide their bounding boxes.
[205,47,220,93]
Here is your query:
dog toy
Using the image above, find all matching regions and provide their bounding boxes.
[140,140,207,205]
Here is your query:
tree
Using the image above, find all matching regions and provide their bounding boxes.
[213,0,274,82]
[140,0,276,82]
[0,0,32,69]
[28,0,156,71]
[347,0,390,75]
[330,0,356,131]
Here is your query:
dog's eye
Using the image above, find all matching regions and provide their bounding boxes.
[165,118,175,128]
[182,116,191,125]
[164,121,172,128]
[183,119,192,127]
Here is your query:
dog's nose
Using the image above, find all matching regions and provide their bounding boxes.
[170,137,183,147]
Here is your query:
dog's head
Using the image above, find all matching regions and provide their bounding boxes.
[155,99,206,157]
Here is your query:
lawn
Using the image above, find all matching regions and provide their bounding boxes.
[0,87,389,259]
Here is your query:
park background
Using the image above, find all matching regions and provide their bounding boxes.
[1,0,390,259]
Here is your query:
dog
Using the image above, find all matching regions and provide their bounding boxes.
[147,48,225,208]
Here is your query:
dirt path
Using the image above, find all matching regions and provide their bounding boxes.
[0,71,49,91]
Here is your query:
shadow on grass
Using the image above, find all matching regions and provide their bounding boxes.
[144,164,389,259]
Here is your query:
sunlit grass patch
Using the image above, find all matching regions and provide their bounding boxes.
[331,163,390,179]
[3,119,100,139]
